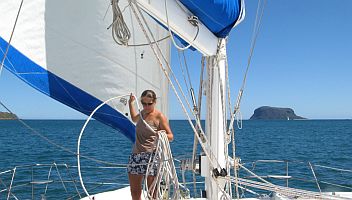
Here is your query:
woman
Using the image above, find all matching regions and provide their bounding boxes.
[127,90,173,200]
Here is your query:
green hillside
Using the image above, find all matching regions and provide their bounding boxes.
[0,112,18,120]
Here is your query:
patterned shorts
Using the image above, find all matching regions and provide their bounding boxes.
[127,152,159,176]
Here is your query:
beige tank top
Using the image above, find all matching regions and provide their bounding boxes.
[132,117,159,153]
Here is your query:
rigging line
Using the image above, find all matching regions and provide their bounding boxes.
[128,4,139,97]
[221,39,240,198]
[240,0,267,101]
[63,164,82,198]
[225,50,233,124]
[191,56,205,197]
[0,0,24,77]
[54,163,69,194]
[182,51,194,90]
[0,179,19,200]
[177,49,191,94]
[44,165,54,195]
[103,0,112,21]
[6,167,16,200]
[130,3,234,196]
[123,36,170,47]
[177,51,197,114]
[0,48,17,73]
[110,0,170,46]
[308,162,322,195]
[314,164,352,173]
[164,0,200,51]
[234,178,350,200]
[228,0,267,132]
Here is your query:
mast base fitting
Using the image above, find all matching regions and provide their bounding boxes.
[212,168,227,178]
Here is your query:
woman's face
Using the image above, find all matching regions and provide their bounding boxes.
[141,97,155,112]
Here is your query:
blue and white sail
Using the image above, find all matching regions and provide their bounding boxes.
[0,0,243,143]
[0,0,170,142]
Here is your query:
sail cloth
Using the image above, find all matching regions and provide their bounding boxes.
[179,0,243,37]
[0,0,243,142]
[0,0,170,142]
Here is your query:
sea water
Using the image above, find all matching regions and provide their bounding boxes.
[0,120,351,199]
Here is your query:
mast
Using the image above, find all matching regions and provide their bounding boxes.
[204,38,228,199]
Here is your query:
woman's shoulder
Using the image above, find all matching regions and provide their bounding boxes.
[155,110,167,121]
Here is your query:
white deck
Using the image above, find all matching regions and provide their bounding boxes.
[80,186,352,200]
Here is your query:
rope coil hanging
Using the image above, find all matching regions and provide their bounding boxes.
[111,0,131,45]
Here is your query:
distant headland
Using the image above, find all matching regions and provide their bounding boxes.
[250,106,306,120]
[0,112,18,120]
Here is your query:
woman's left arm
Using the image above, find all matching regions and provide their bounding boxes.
[159,113,174,141]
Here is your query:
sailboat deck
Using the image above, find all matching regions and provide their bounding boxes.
[80,186,352,200]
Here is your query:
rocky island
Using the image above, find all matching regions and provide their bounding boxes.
[250,106,305,120]
[0,112,18,120]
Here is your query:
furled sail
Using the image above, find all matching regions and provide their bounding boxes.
[0,0,170,142]
[178,0,244,37]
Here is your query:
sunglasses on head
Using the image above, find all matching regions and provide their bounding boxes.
[141,101,154,106]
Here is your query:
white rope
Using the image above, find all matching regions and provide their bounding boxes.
[111,0,131,45]
[44,164,53,195]
[164,0,199,51]
[233,177,350,200]
[143,131,180,200]
[240,160,352,198]
[0,0,24,77]
[110,1,170,47]
[228,0,267,132]
[227,2,267,196]
[54,163,68,194]
[191,56,206,196]
[6,167,16,200]
[0,178,19,200]
[177,50,191,95]
[309,162,322,195]
[182,51,194,91]
[77,94,130,200]
[315,164,352,173]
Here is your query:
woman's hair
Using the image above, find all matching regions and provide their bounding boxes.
[141,90,157,100]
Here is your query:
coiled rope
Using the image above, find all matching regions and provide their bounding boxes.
[110,0,169,47]
[143,131,180,200]
[110,0,131,45]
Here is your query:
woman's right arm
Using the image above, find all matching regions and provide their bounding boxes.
[129,93,139,123]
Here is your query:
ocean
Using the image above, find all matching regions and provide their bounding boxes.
[0,119,351,199]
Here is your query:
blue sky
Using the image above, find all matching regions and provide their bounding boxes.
[1,0,351,120]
